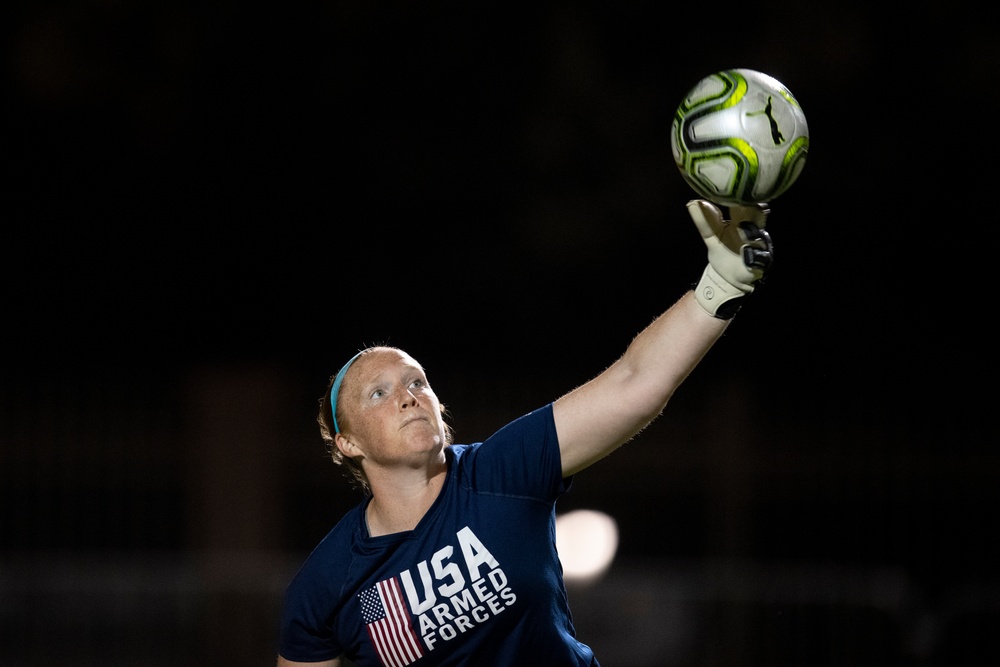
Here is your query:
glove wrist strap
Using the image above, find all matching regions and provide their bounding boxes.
[694,264,752,320]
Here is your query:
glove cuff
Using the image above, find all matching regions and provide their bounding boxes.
[694,264,753,320]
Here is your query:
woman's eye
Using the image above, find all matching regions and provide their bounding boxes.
[371,389,385,399]
[410,379,424,389]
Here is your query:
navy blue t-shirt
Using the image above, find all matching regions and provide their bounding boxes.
[278,403,599,666]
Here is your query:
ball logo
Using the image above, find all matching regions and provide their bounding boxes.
[746,96,785,146]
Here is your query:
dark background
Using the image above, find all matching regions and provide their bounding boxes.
[3,1,997,665]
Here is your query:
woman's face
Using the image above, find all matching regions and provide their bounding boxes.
[336,348,447,469]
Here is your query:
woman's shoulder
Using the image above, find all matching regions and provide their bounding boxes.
[290,503,365,578]
[452,403,556,453]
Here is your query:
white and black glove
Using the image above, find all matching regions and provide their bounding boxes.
[687,199,773,320]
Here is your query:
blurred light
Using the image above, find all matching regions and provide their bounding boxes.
[555,509,619,583]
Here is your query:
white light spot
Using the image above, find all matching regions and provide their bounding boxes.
[555,509,619,583]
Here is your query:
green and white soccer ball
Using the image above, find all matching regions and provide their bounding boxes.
[671,68,809,206]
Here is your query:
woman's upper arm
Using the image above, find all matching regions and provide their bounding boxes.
[553,368,653,477]
[554,292,728,476]
[277,657,340,667]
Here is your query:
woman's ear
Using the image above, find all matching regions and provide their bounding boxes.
[334,432,360,459]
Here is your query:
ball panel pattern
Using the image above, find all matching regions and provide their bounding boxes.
[671,69,809,206]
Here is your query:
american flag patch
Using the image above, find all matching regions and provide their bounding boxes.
[358,576,424,667]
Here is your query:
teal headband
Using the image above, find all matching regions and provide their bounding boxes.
[330,351,363,434]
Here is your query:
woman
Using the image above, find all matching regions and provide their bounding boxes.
[277,199,773,666]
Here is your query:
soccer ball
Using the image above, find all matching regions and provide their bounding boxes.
[671,68,809,206]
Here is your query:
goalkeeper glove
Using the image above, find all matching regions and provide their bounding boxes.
[687,199,774,320]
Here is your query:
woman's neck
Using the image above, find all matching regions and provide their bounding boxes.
[366,467,446,537]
